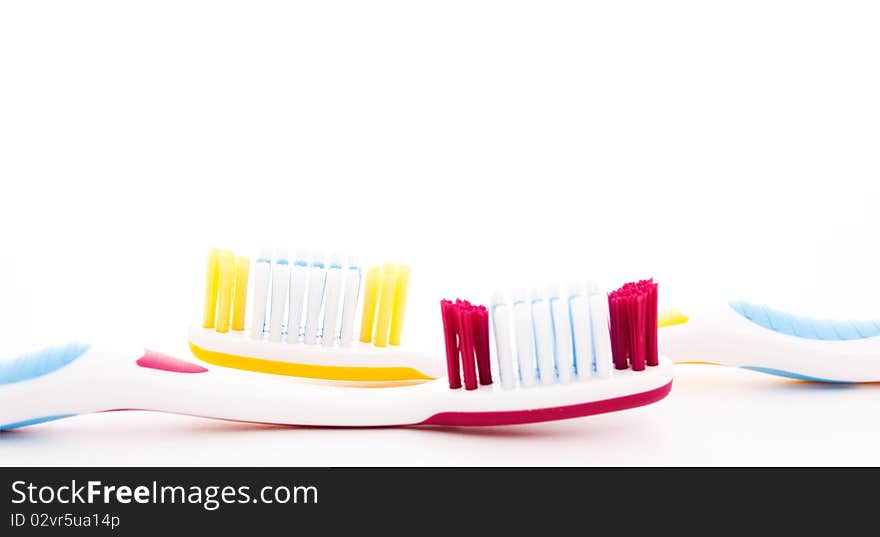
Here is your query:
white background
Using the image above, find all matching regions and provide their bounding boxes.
[1,1,879,465]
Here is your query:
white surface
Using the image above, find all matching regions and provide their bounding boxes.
[2,365,879,466]
[1,1,880,465]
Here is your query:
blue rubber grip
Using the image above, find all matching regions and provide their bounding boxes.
[729,301,880,341]
[0,343,90,385]
[0,414,76,431]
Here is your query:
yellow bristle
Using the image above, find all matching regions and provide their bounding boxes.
[231,256,250,331]
[388,264,410,346]
[359,266,381,343]
[215,250,235,333]
[372,263,399,348]
[202,248,220,328]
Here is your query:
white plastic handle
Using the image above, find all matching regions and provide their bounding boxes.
[0,346,674,428]
[659,303,880,382]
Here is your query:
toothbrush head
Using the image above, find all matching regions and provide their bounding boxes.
[430,281,673,425]
[191,245,673,422]
[189,248,436,383]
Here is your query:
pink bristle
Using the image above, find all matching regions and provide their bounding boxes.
[646,280,659,366]
[440,300,462,389]
[630,292,647,371]
[609,293,630,370]
[608,294,623,368]
[458,306,478,390]
[440,298,493,390]
[623,297,634,368]
[609,279,659,372]
[473,306,492,385]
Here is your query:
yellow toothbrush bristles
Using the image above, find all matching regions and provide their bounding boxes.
[358,263,409,347]
[215,251,235,333]
[231,256,250,331]
[359,267,381,343]
[202,248,410,347]
[389,264,410,346]
[372,264,399,347]
[202,248,220,328]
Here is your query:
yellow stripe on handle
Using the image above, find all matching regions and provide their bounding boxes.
[231,256,250,331]
[658,309,689,328]
[388,264,410,346]
[202,248,220,328]
[215,251,235,333]
[359,266,381,343]
[189,341,434,382]
[372,264,399,348]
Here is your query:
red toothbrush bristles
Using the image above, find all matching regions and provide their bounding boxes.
[473,307,492,385]
[608,295,622,369]
[630,293,646,371]
[440,300,462,389]
[608,279,659,372]
[459,306,478,389]
[645,283,659,366]
[440,299,492,390]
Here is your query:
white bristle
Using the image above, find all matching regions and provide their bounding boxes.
[268,255,290,342]
[549,284,574,384]
[590,290,613,378]
[530,288,555,385]
[491,290,507,306]
[570,292,594,380]
[287,253,309,343]
[511,288,536,387]
[568,281,586,296]
[495,281,617,387]
[338,258,361,346]
[321,255,345,346]
[250,254,272,338]
[287,248,309,343]
[303,252,327,345]
[490,292,516,389]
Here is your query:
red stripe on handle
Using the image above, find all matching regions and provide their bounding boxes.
[419,381,672,427]
[136,350,208,374]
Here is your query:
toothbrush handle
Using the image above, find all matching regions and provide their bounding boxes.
[0,343,444,428]
[659,301,880,382]
[0,344,149,430]
[2,344,676,429]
